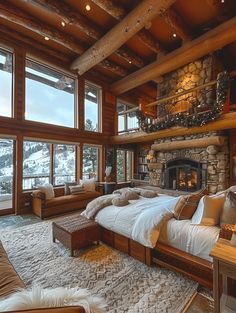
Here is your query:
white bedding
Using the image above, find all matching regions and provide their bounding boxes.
[158,218,220,262]
[95,194,180,248]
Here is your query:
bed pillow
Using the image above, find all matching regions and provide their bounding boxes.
[121,190,139,200]
[220,191,236,225]
[37,184,54,200]
[140,190,158,198]
[174,188,208,220]
[64,181,77,195]
[80,179,96,192]
[112,197,129,207]
[191,193,226,226]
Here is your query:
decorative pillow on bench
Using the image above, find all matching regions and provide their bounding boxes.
[37,184,55,200]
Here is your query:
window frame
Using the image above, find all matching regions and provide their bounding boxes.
[82,143,102,181]
[117,99,138,134]
[0,46,14,119]
[84,80,102,133]
[116,149,134,182]
[22,138,79,190]
[25,57,78,128]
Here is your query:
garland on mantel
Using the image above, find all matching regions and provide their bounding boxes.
[136,71,230,133]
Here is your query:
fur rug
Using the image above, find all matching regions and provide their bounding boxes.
[0,221,198,313]
[0,286,106,312]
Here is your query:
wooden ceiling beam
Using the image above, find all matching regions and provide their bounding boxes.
[0,1,129,77]
[91,0,164,54]
[111,16,236,95]
[162,8,192,41]
[22,0,144,68]
[71,0,175,74]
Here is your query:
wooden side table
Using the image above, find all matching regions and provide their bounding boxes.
[210,238,236,313]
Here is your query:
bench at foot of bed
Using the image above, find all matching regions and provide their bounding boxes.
[100,227,152,266]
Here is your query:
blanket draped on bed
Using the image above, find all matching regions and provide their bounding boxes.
[82,192,180,248]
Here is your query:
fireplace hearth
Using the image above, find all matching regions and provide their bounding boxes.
[164,158,204,192]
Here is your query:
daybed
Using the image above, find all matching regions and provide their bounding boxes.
[32,187,101,219]
[0,240,85,313]
[81,187,236,289]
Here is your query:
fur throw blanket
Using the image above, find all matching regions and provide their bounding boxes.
[0,286,106,313]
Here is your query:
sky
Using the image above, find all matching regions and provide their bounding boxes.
[0,66,98,129]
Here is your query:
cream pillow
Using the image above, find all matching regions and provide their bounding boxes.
[121,190,139,200]
[191,193,226,226]
[37,184,54,200]
[140,190,158,198]
[220,191,236,225]
[69,184,84,195]
[112,197,129,207]
[80,179,96,192]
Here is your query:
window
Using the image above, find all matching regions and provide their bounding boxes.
[0,138,14,210]
[23,140,77,189]
[82,145,100,180]
[25,60,76,128]
[84,82,101,132]
[53,144,76,185]
[0,49,13,117]
[117,100,138,133]
[116,149,134,182]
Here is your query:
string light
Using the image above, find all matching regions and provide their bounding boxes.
[173,33,177,38]
[85,4,91,11]
[44,36,49,41]
[61,21,66,27]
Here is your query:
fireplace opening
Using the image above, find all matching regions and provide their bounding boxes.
[164,158,203,191]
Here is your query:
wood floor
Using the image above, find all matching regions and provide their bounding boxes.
[0,213,214,312]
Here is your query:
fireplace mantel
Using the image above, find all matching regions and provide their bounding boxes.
[151,136,227,151]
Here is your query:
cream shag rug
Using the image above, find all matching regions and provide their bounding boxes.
[0,221,198,313]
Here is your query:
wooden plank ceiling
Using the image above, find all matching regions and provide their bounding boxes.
[0,0,236,103]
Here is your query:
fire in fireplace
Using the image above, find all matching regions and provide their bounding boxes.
[164,158,204,191]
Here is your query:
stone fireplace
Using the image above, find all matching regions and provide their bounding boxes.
[148,131,229,194]
[164,158,203,192]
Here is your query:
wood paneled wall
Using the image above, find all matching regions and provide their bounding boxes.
[0,39,117,214]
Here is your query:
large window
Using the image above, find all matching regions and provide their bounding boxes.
[0,138,14,211]
[82,145,100,180]
[117,100,138,133]
[25,60,76,128]
[116,149,134,182]
[23,140,77,189]
[0,49,13,118]
[84,82,102,132]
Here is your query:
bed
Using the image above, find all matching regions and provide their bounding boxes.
[82,190,221,288]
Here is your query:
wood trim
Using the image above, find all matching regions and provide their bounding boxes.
[71,0,175,73]
[110,112,236,144]
[111,16,236,95]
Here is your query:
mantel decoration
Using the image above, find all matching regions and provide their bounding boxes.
[136,71,230,133]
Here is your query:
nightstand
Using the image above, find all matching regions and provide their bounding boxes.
[97,182,116,194]
[210,238,236,313]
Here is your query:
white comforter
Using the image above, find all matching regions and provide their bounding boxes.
[94,194,180,248]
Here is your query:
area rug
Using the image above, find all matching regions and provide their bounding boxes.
[0,221,198,313]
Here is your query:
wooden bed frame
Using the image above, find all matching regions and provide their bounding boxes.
[100,226,213,289]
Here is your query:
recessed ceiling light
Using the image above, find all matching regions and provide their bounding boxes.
[61,21,66,27]
[221,0,225,3]
[44,36,49,41]
[173,33,177,38]
[129,61,132,64]
[85,4,91,11]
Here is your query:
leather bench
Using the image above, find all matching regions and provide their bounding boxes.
[52,215,100,256]
[32,188,101,219]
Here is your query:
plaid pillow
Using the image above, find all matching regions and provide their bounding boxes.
[174,188,208,220]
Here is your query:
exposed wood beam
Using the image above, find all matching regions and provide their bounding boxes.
[110,112,236,145]
[0,25,71,64]
[22,0,144,68]
[0,1,128,77]
[162,8,192,41]
[71,0,175,73]
[111,16,236,95]
[91,0,164,54]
